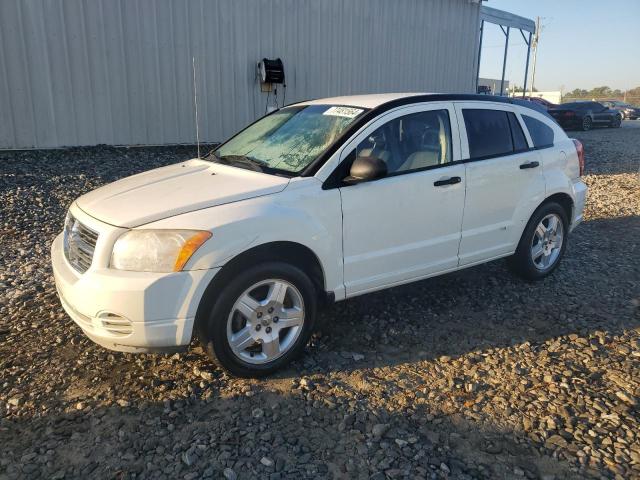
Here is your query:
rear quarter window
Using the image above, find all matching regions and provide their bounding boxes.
[522,115,555,148]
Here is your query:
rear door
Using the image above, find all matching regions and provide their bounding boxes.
[454,102,546,266]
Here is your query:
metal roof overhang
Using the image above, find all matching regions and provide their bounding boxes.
[476,6,536,96]
[480,6,536,33]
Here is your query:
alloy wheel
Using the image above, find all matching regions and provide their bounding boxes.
[530,213,564,271]
[582,117,592,131]
[226,279,305,364]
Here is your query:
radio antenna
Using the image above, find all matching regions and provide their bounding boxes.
[192,56,201,159]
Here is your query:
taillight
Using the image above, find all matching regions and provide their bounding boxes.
[564,111,575,117]
[572,139,585,176]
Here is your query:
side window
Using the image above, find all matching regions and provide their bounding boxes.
[522,115,555,148]
[462,109,514,158]
[355,109,452,174]
[508,113,529,151]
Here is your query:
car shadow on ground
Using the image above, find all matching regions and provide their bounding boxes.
[0,387,587,479]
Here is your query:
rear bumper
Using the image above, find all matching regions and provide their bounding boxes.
[571,179,587,231]
[52,233,219,353]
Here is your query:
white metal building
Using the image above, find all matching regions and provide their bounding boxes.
[0,0,533,149]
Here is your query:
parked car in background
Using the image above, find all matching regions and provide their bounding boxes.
[520,96,557,110]
[601,100,640,120]
[548,101,622,131]
[52,93,587,377]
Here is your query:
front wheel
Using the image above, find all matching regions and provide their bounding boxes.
[197,262,317,377]
[609,116,622,128]
[508,202,569,281]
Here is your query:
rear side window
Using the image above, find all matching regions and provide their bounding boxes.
[508,113,528,151]
[522,115,555,148]
[463,109,528,158]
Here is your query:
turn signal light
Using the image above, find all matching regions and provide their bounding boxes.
[174,231,212,271]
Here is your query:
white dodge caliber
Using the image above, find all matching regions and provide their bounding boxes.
[52,93,587,377]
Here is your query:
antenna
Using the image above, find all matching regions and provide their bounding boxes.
[192,56,201,159]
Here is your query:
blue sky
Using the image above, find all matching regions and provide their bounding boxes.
[480,0,640,92]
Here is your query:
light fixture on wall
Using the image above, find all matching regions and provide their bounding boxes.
[258,58,285,84]
[257,58,286,113]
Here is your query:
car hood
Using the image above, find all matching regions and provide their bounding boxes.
[76,159,290,228]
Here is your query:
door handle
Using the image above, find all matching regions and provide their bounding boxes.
[519,161,539,169]
[433,176,462,187]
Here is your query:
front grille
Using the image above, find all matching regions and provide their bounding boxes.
[63,213,99,274]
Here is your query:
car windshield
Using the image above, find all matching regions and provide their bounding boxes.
[209,105,367,175]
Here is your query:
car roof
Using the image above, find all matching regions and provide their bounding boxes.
[296,93,429,109]
[293,93,552,116]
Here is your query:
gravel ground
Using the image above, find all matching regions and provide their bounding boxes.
[1,122,639,480]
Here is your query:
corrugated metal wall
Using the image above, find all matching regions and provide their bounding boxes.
[0,0,480,149]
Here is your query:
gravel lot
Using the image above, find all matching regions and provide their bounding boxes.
[1,122,639,480]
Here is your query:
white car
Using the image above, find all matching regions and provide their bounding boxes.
[52,93,587,377]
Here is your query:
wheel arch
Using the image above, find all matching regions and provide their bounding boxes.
[543,192,574,222]
[194,241,328,331]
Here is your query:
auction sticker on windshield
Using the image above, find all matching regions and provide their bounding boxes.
[323,106,364,118]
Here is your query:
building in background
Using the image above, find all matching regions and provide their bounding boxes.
[478,78,511,95]
[523,91,563,104]
[0,0,533,149]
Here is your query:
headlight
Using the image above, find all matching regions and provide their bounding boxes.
[111,230,212,272]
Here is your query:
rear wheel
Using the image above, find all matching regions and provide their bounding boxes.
[581,116,593,131]
[197,262,317,377]
[508,202,568,281]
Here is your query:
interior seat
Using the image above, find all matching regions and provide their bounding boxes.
[397,150,440,171]
[359,147,391,164]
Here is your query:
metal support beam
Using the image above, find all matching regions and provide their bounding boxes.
[522,31,532,97]
[499,26,510,96]
[475,20,484,92]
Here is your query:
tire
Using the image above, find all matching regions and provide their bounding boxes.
[197,262,317,377]
[581,116,593,131]
[609,115,622,128]
[507,201,569,281]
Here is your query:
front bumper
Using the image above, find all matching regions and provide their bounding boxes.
[51,232,219,353]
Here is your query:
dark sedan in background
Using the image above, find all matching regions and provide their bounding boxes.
[602,100,640,120]
[548,101,622,131]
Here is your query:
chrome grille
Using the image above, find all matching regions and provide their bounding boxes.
[63,213,99,274]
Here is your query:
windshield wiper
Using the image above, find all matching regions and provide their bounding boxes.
[213,154,268,172]
[205,152,294,177]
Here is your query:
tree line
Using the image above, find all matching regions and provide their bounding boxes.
[564,85,640,103]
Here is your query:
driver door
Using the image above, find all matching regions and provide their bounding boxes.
[335,103,466,296]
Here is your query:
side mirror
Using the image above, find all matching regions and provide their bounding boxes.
[343,156,387,184]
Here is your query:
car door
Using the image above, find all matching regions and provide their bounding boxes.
[454,102,546,266]
[591,102,611,124]
[333,103,466,296]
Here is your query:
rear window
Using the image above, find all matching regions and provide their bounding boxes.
[463,109,529,158]
[522,115,555,148]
